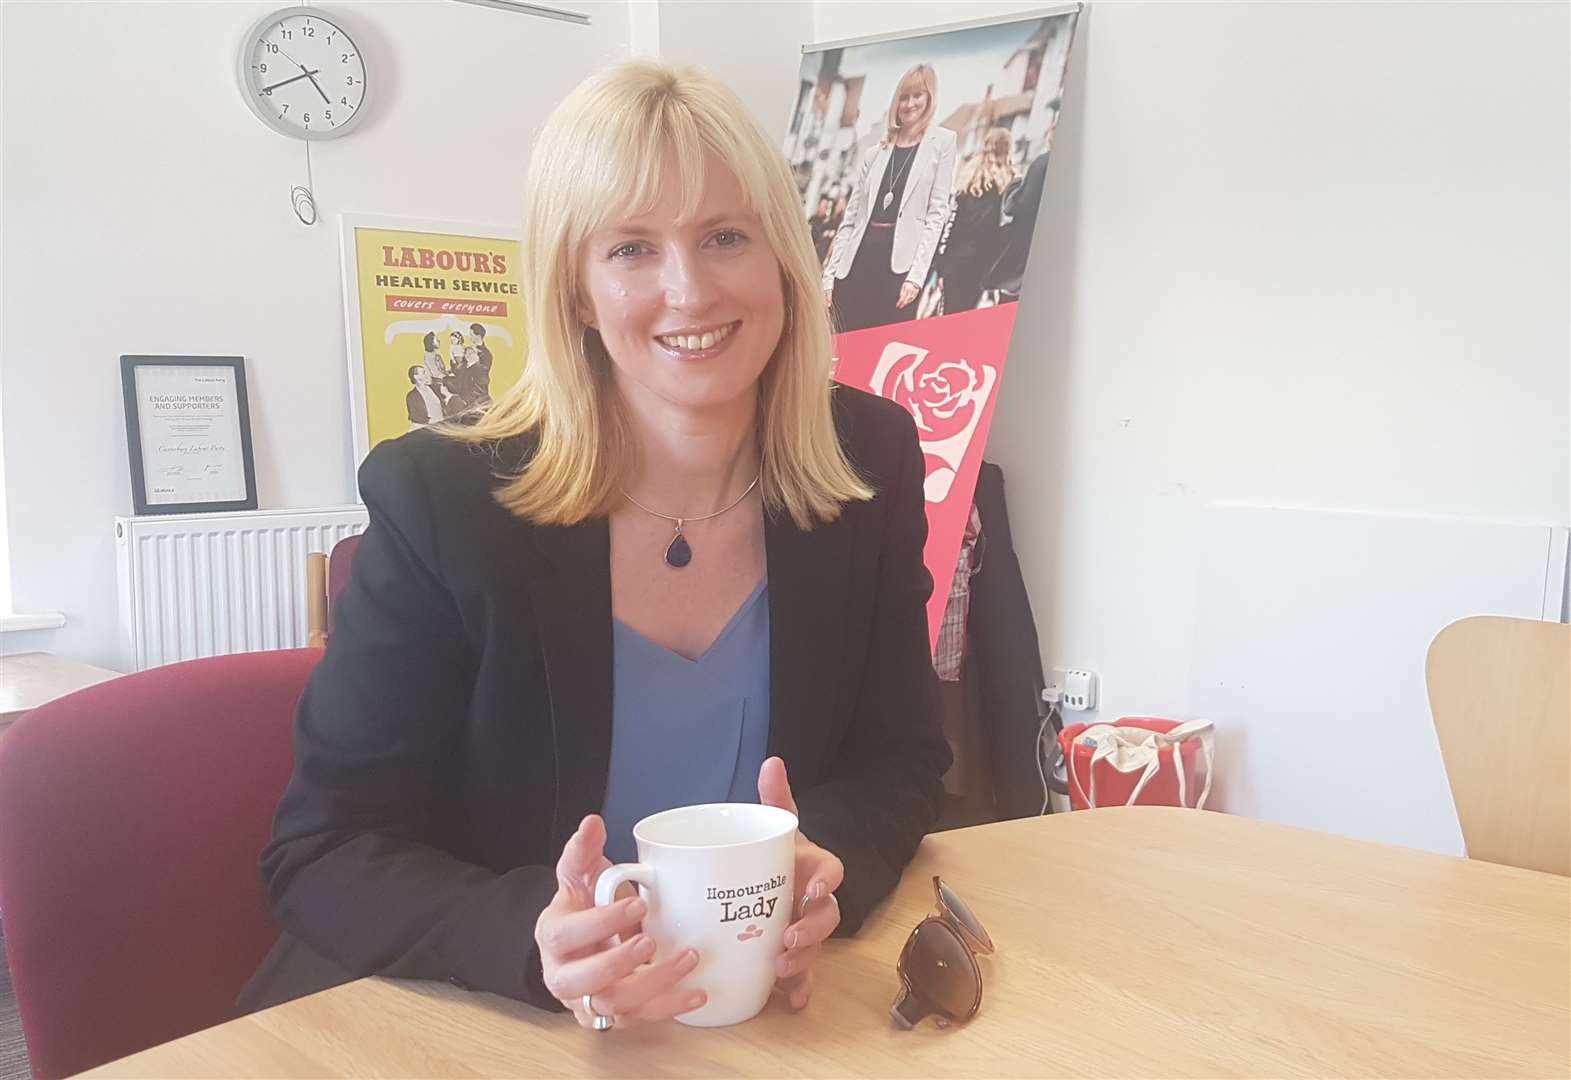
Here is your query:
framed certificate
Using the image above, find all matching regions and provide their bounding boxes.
[120,355,258,516]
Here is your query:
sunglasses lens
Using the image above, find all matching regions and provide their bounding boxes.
[936,878,995,955]
[897,920,981,1022]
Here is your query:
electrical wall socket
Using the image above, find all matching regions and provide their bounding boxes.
[1047,668,1098,712]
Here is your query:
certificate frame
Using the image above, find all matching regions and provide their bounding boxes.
[120,355,258,516]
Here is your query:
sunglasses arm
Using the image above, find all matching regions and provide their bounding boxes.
[890,987,929,1029]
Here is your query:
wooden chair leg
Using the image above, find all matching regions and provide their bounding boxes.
[306,553,329,649]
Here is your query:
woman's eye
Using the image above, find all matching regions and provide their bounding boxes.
[608,242,645,260]
[711,229,745,248]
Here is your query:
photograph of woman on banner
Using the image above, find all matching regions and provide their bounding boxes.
[821,64,956,333]
[937,126,1019,314]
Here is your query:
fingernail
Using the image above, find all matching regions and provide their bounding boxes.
[814,881,826,900]
[634,934,656,957]
[625,897,647,919]
[687,991,707,1010]
[785,930,799,949]
[680,949,700,971]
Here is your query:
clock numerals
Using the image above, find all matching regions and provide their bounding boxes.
[242,9,364,139]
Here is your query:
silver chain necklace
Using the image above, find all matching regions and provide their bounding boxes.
[882,140,919,211]
[621,471,761,569]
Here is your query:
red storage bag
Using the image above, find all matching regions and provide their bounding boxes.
[1059,717,1214,810]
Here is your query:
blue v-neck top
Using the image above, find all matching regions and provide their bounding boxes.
[600,579,772,863]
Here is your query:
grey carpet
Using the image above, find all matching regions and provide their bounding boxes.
[0,928,32,1080]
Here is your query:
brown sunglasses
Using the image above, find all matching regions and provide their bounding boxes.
[891,876,995,1029]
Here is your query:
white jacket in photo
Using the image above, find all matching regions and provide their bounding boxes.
[823,125,957,290]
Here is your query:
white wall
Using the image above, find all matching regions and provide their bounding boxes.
[637,0,814,143]
[815,1,1570,843]
[1,0,631,665]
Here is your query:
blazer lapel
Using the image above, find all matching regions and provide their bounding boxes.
[522,517,614,854]
[765,507,853,779]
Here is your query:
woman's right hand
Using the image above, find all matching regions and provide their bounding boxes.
[536,814,706,1029]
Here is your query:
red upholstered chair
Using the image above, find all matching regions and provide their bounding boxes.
[0,649,319,1078]
[326,532,363,637]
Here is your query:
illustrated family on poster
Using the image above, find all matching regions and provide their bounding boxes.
[407,323,495,428]
[341,219,527,461]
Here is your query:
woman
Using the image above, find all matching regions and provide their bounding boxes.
[239,60,950,1032]
[420,331,450,390]
[447,329,468,383]
[939,126,1019,314]
[822,64,957,333]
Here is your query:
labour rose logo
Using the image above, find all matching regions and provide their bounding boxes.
[871,341,998,502]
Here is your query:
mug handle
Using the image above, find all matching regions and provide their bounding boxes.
[594,863,656,912]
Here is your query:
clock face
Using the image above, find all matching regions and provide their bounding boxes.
[239,7,368,141]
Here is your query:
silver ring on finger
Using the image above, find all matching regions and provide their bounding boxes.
[582,994,615,1032]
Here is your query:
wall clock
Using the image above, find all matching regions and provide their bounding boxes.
[238,7,369,141]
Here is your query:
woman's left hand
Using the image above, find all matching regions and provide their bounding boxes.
[757,756,844,1010]
[897,281,921,308]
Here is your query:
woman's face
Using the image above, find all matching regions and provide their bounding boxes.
[579,153,784,419]
[897,86,929,128]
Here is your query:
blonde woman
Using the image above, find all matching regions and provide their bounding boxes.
[939,126,1020,313]
[822,64,957,332]
[241,61,950,1033]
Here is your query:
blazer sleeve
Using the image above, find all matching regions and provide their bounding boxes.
[906,131,957,289]
[824,145,878,289]
[259,436,561,1009]
[794,407,952,933]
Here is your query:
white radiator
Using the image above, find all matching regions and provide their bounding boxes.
[115,506,368,671]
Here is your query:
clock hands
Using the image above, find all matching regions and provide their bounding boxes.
[303,67,332,106]
[270,39,334,108]
[258,68,320,94]
[271,39,334,106]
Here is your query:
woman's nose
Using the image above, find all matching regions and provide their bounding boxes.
[661,248,719,313]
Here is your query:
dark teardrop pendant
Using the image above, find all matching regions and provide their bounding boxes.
[664,532,692,568]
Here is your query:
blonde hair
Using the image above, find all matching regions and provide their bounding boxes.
[448,60,872,529]
[957,127,1018,197]
[884,64,938,146]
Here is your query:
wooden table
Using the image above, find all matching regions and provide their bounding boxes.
[0,652,119,730]
[89,808,1570,1078]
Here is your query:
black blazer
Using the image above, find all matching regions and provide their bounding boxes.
[239,386,951,1013]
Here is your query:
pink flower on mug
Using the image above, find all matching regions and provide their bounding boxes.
[736,923,763,942]
[871,341,998,503]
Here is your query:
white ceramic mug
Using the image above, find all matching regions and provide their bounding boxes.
[593,802,797,1027]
